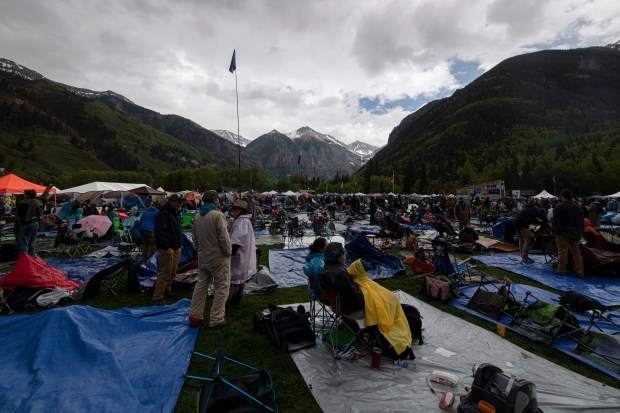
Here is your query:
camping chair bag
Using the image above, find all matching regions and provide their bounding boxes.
[424,276,452,302]
[466,288,509,320]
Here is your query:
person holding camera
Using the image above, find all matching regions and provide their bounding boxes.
[14,184,53,257]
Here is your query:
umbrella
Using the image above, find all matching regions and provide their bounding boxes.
[76,215,113,237]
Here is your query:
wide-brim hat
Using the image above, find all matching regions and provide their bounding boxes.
[233,199,249,211]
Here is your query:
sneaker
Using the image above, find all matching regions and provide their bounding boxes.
[522,257,535,264]
[188,316,203,328]
[209,318,232,329]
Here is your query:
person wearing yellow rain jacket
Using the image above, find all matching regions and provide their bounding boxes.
[347,258,413,357]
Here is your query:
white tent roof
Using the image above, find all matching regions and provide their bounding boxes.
[533,189,557,199]
[57,182,147,194]
[606,191,620,198]
[283,190,297,196]
[354,192,366,196]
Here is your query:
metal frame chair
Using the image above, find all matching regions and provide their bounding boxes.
[284,221,304,248]
[54,225,84,257]
[321,288,378,360]
[306,274,337,337]
[431,238,473,285]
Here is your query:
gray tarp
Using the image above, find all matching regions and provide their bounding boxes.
[290,291,620,412]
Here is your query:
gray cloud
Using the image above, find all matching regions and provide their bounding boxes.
[0,0,618,145]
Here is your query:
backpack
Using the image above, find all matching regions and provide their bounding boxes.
[252,304,316,353]
[559,291,607,314]
[458,363,542,413]
[401,303,423,345]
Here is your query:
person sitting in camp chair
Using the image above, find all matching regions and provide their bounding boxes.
[317,242,364,318]
[347,258,413,359]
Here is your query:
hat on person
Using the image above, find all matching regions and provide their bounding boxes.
[324,242,346,264]
[203,190,218,202]
[168,194,182,203]
[233,199,249,211]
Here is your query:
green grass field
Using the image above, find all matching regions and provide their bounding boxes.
[1,242,618,413]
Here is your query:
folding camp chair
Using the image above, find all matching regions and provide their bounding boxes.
[186,332,279,413]
[54,225,84,257]
[431,238,473,285]
[306,274,337,337]
[510,291,583,345]
[81,258,138,300]
[284,221,304,248]
[321,288,378,360]
[118,219,142,255]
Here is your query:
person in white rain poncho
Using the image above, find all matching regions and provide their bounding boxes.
[228,199,256,304]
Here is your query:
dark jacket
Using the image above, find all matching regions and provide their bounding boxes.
[16,198,44,224]
[514,204,548,228]
[155,204,182,250]
[318,263,364,316]
[552,200,584,240]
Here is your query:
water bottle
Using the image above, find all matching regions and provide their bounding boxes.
[394,359,408,368]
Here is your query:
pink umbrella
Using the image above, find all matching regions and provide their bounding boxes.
[76,215,113,237]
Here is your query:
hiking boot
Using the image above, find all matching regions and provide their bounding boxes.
[209,318,232,329]
[188,316,203,328]
[522,257,535,264]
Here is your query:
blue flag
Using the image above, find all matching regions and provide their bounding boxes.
[229,50,236,73]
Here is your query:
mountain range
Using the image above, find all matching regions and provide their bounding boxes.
[0,58,379,181]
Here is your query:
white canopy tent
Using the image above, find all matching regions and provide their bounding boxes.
[283,190,298,197]
[606,191,620,198]
[533,189,557,199]
[58,182,147,194]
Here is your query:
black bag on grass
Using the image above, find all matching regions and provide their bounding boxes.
[559,291,607,314]
[252,303,316,353]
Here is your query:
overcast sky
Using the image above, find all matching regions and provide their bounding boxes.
[1,0,619,147]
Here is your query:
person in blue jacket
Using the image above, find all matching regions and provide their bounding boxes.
[303,237,327,298]
[139,200,160,263]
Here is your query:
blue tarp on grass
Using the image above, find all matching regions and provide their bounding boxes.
[44,256,124,283]
[0,300,197,413]
[473,253,620,307]
[268,231,405,289]
[451,283,620,381]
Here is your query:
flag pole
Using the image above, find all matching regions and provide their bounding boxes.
[235,69,240,192]
[229,49,241,192]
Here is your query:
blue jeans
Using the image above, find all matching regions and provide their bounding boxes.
[16,221,40,257]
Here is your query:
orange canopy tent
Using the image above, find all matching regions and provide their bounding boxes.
[0,174,56,194]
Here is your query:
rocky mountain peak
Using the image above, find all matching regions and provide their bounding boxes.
[0,58,45,81]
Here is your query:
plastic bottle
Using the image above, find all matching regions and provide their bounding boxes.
[394,359,408,368]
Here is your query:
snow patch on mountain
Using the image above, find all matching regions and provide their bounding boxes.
[212,130,251,147]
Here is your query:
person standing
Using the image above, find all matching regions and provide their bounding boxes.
[552,189,585,278]
[15,184,53,257]
[152,195,183,304]
[188,191,232,328]
[514,201,548,264]
[587,201,605,229]
[228,199,256,304]
[139,201,159,263]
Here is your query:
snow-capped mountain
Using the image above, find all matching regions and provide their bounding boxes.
[0,58,134,104]
[285,126,349,149]
[212,130,251,147]
[347,140,381,163]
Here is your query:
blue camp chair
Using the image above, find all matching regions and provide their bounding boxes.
[431,239,472,283]
[186,332,279,413]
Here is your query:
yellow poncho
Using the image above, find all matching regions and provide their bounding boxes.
[347,259,412,355]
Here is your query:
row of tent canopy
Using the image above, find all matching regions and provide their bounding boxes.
[3,174,620,199]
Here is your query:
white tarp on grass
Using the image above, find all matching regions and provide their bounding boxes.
[291,291,620,412]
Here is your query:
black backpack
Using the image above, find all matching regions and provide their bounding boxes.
[401,303,424,345]
[252,304,316,353]
[559,291,607,314]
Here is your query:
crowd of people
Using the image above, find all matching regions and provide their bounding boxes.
[2,184,619,331]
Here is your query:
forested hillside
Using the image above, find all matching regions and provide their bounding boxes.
[365,47,620,195]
